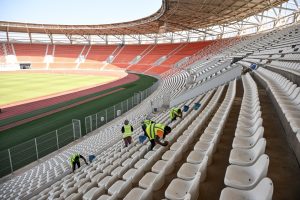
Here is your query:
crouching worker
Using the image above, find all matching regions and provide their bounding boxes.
[170,107,182,122]
[70,153,88,172]
[145,123,172,150]
[141,119,155,136]
[121,119,133,147]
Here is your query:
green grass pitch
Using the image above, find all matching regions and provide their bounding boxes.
[0,73,117,106]
[0,73,157,151]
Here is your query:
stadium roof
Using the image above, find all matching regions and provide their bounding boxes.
[0,0,288,35]
[0,0,299,44]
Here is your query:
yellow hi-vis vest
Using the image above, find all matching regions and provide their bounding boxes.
[143,119,154,126]
[123,125,133,138]
[70,153,79,165]
[145,123,165,140]
[170,108,180,120]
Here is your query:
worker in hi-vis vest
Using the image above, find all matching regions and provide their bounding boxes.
[121,119,133,147]
[69,153,88,172]
[141,119,155,136]
[145,123,171,150]
[170,107,182,122]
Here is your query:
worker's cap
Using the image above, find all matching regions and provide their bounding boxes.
[124,119,129,125]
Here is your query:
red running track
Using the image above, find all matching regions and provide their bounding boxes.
[0,73,139,121]
[0,88,125,132]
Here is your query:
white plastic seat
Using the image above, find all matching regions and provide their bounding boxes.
[151,160,168,174]
[83,187,105,200]
[177,156,208,182]
[60,187,78,198]
[165,172,201,200]
[108,180,132,198]
[237,117,262,129]
[229,138,266,166]
[65,193,83,200]
[235,121,263,137]
[290,118,300,133]
[186,150,206,164]
[123,187,152,200]
[91,172,107,183]
[78,181,98,194]
[122,168,137,181]
[224,154,269,190]
[138,171,165,191]
[162,150,176,161]
[97,195,113,200]
[220,177,273,200]
[232,127,264,149]
[122,167,144,185]
[111,166,128,178]
[98,176,117,189]
[138,153,175,191]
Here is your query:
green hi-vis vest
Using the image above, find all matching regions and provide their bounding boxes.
[123,125,133,138]
[145,123,165,140]
[70,153,79,165]
[143,119,154,126]
[170,107,180,120]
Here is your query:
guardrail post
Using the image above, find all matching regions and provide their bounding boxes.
[95,114,98,129]
[132,96,134,106]
[127,99,129,111]
[78,120,82,137]
[72,121,76,140]
[8,149,13,173]
[56,130,59,150]
[34,138,39,159]
[105,109,108,123]
[113,105,116,118]
[89,116,92,132]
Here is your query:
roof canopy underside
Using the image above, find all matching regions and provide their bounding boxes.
[0,0,288,35]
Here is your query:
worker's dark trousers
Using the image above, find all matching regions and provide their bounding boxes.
[123,136,132,147]
[142,124,147,136]
[72,160,81,172]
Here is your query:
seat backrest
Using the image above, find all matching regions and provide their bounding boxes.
[141,186,153,200]
[290,87,300,99]
[250,118,263,132]
[293,92,300,105]
[205,143,214,158]
[251,177,274,200]
[253,138,267,158]
[187,172,201,200]
[199,156,208,181]
[252,154,269,178]
[252,127,264,143]
[287,84,297,95]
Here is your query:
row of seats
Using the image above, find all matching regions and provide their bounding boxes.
[255,67,300,134]
[0,41,213,75]
[221,73,273,199]
[253,67,300,161]
[165,79,236,200]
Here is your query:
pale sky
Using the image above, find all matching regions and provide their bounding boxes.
[0,0,162,25]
